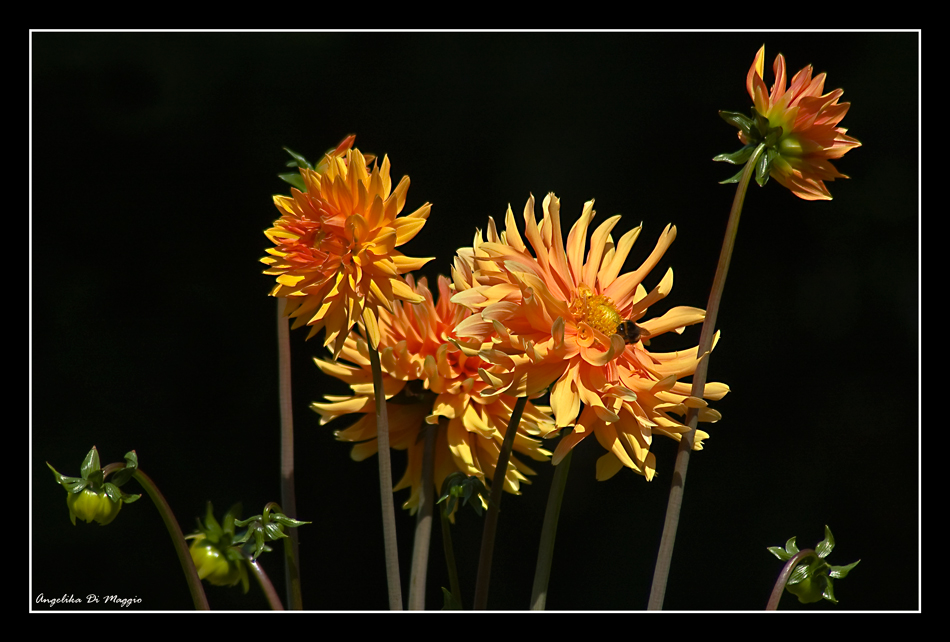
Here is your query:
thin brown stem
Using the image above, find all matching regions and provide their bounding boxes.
[368,342,403,610]
[247,558,285,610]
[276,298,302,610]
[408,420,437,610]
[130,469,210,610]
[647,144,766,610]
[530,448,572,610]
[473,395,528,610]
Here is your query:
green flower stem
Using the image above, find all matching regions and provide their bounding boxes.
[766,549,814,610]
[408,420,438,610]
[368,342,403,610]
[440,501,462,608]
[247,557,285,611]
[276,298,303,610]
[647,143,766,610]
[129,468,210,610]
[473,395,528,610]
[530,447,573,610]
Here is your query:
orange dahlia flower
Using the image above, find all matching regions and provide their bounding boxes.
[311,275,556,514]
[742,45,861,200]
[450,194,728,481]
[261,137,433,355]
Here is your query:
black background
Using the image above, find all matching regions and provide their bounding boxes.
[31,31,918,611]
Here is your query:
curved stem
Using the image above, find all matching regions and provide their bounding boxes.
[276,298,303,610]
[130,469,210,610]
[247,557,285,610]
[647,143,766,610]
[766,549,815,610]
[368,342,403,610]
[530,447,572,610]
[473,395,528,610]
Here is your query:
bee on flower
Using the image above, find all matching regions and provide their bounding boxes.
[450,194,728,481]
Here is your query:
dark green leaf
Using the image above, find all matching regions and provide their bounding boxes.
[278,172,307,192]
[712,146,754,165]
[718,110,753,134]
[719,167,746,184]
[283,147,313,170]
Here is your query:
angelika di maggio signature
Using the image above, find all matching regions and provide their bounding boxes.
[36,593,142,608]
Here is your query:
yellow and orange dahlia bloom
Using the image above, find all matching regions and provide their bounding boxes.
[450,194,728,481]
[743,45,861,200]
[261,137,433,355]
[311,275,556,514]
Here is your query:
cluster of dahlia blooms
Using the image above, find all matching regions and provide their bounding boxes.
[311,274,557,513]
[261,44,858,510]
[264,138,728,503]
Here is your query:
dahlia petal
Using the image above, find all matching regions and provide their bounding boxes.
[392,215,428,245]
[597,223,641,288]
[582,214,621,289]
[595,452,624,481]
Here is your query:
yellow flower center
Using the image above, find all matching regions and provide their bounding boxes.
[569,285,623,336]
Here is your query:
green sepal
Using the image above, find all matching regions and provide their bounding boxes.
[829,559,860,579]
[102,482,141,504]
[712,145,755,166]
[80,446,101,480]
[718,110,754,137]
[751,109,772,139]
[203,502,224,539]
[232,505,310,560]
[47,462,88,494]
[821,577,838,603]
[283,147,313,170]
[109,451,139,487]
[441,587,463,610]
[263,521,288,540]
[278,172,307,192]
[815,524,835,558]
[437,472,493,517]
[271,514,310,528]
[767,535,800,561]
[222,503,242,538]
[718,167,746,185]
[755,148,777,187]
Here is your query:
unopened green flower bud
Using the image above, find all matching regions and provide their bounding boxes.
[67,487,122,526]
[785,575,824,604]
[189,535,245,588]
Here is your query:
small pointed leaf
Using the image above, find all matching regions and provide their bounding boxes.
[816,525,835,558]
[283,147,313,170]
[828,559,860,579]
[81,447,101,480]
